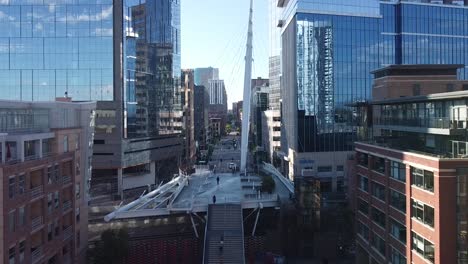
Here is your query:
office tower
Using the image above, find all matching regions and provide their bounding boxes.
[280,0,381,189]
[181,69,196,172]
[269,0,282,111]
[353,64,468,264]
[194,85,210,151]
[208,79,228,138]
[251,78,270,149]
[279,0,468,185]
[0,0,184,199]
[194,67,219,89]
[0,100,95,264]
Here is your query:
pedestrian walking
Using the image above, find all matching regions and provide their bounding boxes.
[216,176,220,185]
[212,195,216,204]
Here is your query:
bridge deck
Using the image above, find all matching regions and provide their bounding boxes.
[105,165,292,221]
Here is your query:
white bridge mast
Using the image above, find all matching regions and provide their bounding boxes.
[240,0,254,173]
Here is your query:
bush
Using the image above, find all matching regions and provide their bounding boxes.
[261,174,276,194]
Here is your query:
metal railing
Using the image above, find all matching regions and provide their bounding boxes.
[63,226,73,241]
[31,247,43,264]
[30,186,43,199]
[375,117,459,130]
[31,216,43,232]
[62,200,72,212]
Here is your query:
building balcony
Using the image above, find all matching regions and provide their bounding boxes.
[30,185,43,199]
[357,139,468,160]
[31,246,43,264]
[62,200,72,212]
[31,216,43,233]
[63,226,73,241]
[374,117,465,135]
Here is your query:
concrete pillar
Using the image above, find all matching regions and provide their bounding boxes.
[38,139,43,158]
[117,168,123,198]
[18,140,24,162]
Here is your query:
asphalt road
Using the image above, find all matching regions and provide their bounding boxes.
[209,135,241,173]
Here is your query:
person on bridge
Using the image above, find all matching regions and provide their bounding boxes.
[216,176,220,185]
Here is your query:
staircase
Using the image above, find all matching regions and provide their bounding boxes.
[203,204,245,264]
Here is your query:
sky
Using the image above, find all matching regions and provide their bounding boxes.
[181,0,270,107]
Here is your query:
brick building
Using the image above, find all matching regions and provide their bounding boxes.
[0,100,95,264]
[353,65,468,264]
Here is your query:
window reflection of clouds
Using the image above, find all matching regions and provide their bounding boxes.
[0,1,113,101]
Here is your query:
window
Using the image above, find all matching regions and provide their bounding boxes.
[391,247,406,264]
[75,183,80,199]
[47,166,52,184]
[390,219,406,243]
[19,207,25,226]
[19,241,25,263]
[357,152,368,167]
[371,181,386,201]
[359,175,369,192]
[54,219,59,236]
[357,221,369,240]
[54,164,60,182]
[337,165,344,171]
[412,199,434,227]
[93,139,105,144]
[48,223,53,241]
[337,180,344,192]
[371,207,386,228]
[63,135,68,152]
[358,198,369,215]
[371,233,386,256]
[372,156,385,174]
[391,161,406,182]
[9,176,15,198]
[317,166,332,172]
[48,193,53,213]
[390,190,406,213]
[76,207,80,222]
[8,210,15,232]
[412,232,435,263]
[411,167,434,192]
[54,191,59,209]
[9,247,15,264]
[18,174,25,194]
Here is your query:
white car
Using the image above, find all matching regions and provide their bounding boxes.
[228,163,235,169]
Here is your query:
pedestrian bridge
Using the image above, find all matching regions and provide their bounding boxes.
[104,164,292,222]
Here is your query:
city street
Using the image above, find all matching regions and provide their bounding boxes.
[209,135,240,173]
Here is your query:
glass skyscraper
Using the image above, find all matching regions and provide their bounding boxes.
[123,0,181,138]
[0,0,114,101]
[0,0,183,199]
[281,0,468,155]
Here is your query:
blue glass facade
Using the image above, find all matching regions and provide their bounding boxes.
[0,0,114,101]
[292,13,380,152]
[283,1,468,153]
[123,0,181,138]
[381,2,468,79]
